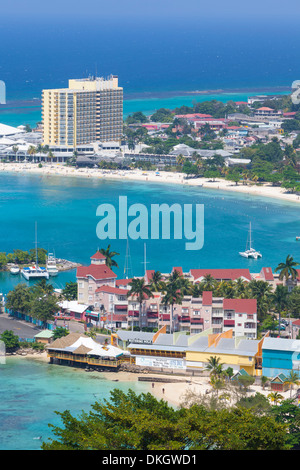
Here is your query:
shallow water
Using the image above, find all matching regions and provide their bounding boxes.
[0,357,151,450]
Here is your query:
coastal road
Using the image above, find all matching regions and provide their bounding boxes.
[0,313,41,339]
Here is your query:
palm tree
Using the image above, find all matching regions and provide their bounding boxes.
[267,391,284,406]
[99,245,120,269]
[191,283,204,298]
[27,145,37,162]
[234,278,250,299]
[285,371,300,398]
[275,255,299,284]
[271,284,289,337]
[178,276,192,296]
[47,150,54,164]
[127,277,153,330]
[205,356,224,378]
[176,154,185,167]
[149,271,164,292]
[12,145,19,162]
[161,280,183,334]
[201,274,216,291]
[247,280,273,322]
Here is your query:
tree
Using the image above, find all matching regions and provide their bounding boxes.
[99,245,119,269]
[0,252,7,269]
[52,327,69,341]
[149,271,164,292]
[0,330,19,352]
[12,145,19,162]
[41,389,291,450]
[247,280,273,321]
[30,291,59,328]
[128,278,153,329]
[6,283,32,315]
[271,284,289,337]
[62,281,78,301]
[285,371,300,398]
[275,255,299,284]
[161,279,183,334]
[268,392,284,406]
[205,356,224,376]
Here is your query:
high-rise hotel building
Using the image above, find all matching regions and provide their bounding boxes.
[42,75,123,148]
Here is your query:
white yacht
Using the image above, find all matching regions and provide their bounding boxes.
[239,222,262,259]
[46,253,58,276]
[10,265,20,274]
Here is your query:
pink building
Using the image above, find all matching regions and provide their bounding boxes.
[76,252,117,306]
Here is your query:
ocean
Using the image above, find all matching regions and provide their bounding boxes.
[0,171,299,294]
[0,17,299,127]
[0,15,300,451]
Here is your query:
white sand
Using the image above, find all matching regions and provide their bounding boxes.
[1,161,300,204]
[12,352,295,407]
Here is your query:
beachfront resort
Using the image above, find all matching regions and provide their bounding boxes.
[0,79,299,198]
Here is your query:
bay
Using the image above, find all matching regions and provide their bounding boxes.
[0,171,299,294]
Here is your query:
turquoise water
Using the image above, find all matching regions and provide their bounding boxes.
[0,90,290,128]
[0,167,300,450]
[0,357,151,450]
[0,171,299,295]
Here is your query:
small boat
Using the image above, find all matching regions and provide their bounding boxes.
[46,253,58,276]
[10,265,20,274]
[296,236,300,241]
[239,222,262,259]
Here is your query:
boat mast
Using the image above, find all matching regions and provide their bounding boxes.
[35,221,38,267]
[249,222,252,250]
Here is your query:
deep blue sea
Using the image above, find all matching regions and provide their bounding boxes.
[0,17,299,126]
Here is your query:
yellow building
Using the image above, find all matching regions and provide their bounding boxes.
[115,328,265,376]
[42,75,123,148]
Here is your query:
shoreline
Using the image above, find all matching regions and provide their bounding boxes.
[9,353,294,407]
[1,162,300,205]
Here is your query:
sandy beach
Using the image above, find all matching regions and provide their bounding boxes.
[1,161,299,205]
[8,351,295,407]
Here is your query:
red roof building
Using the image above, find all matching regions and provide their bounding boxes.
[190,268,251,282]
[223,298,257,315]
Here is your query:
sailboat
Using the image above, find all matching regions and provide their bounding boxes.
[239,222,262,259]
[21,223,50,280]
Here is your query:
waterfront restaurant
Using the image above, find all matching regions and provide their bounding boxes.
[114,328,264,376]
[46,332,129,370]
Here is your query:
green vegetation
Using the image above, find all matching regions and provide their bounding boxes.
[41,388,292,450]
[0,329,20,352]
[6,280,59,327]
[0,248,48,270]
[61,281,78,301]
[123,92,300,195]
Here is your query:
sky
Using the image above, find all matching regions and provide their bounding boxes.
[2,0,300,22]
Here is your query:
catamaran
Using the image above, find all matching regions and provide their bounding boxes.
[239,222,262,259]
[21,223,50,280]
